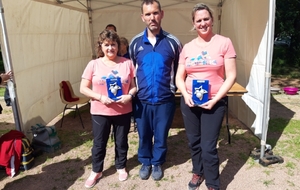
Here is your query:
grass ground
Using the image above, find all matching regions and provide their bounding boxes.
[0,87,4,97]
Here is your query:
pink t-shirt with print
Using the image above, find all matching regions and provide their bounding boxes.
[179,34,236,99]
[82,57,135,116]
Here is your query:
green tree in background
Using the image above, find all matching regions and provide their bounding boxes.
[274,0,300,73]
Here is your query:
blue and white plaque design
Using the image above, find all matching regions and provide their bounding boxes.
[106,77,122,101]
[192,79,209,105]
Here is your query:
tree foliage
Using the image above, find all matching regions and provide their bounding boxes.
[274,0,300,68]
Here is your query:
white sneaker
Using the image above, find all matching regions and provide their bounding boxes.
[117,168,128,181]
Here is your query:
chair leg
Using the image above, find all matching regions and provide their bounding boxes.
[60,105,68,128]
[73,107,77,118]
[75,105,85,129]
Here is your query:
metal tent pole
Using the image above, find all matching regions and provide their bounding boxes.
[258,0,284,166]
[260,0,276,158]
[0,0,23,131]
[87,0,96,59]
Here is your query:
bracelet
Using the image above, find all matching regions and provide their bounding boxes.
[128,93,134,99]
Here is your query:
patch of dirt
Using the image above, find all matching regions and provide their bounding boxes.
[0,77,300,190]
[271,76,300,89]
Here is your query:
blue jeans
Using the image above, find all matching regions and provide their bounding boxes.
[134,99,176,166]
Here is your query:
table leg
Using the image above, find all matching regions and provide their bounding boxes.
[225,97,231,144]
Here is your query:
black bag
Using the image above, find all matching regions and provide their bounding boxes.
[19,138,35,170]
[30,124,61,153]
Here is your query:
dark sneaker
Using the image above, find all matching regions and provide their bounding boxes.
[151,165,163,181]
[207,187,219,190]
[188,173,204,190]
[139,165,151,180]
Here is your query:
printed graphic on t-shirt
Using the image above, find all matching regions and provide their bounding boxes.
[98,70,128,85]
[187,51,217,67]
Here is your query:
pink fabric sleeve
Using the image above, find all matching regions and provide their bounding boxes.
[179,46,187,65]
[224,38,236,59]
[81,60,95,80]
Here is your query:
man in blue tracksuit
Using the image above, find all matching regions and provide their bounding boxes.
[129,0,182,181]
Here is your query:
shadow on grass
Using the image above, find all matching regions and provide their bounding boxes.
[268,95,295,150]
[2,158,90,190]
[218,118,260,189]
[0,104,94,186]
[166,97,261,189]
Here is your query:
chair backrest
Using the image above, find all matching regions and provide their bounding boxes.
[59,81,79,103]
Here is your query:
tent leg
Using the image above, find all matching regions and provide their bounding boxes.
[10,96,22,131]
[259,144,283,166]
[249,142,284,166]
[0,0,23,131]
[256,0,283,168]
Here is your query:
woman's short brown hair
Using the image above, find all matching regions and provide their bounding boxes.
[96,30,120,58]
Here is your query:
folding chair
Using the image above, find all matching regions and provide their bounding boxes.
[59,81,90,128]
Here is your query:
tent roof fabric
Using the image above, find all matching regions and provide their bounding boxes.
[37,0,222,11]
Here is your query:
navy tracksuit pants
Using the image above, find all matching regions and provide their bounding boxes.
[134,98,176,166]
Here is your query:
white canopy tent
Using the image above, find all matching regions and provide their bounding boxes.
[0,0,275,156]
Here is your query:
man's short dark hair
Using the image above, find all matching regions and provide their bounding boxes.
[105,24,117,32]
[141,0,161,13]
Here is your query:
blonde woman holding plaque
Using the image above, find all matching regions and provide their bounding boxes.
[175,3,236,190]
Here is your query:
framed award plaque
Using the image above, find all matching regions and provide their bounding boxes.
[192,79,209,105]
[106,77,122,100]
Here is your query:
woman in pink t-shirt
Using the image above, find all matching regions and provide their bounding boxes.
[176,3,236,190]
[80,30,136,188]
